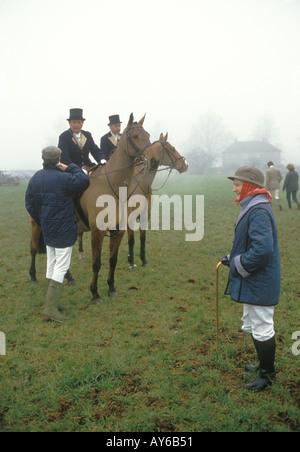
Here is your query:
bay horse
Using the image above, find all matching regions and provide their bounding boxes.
[127,133,189,268]
[76,113,159,304]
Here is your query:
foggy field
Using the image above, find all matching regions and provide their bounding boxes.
[0,176,299,432]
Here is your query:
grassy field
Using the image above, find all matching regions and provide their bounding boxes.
[0,175,299,432]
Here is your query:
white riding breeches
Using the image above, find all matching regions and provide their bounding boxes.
[46,246,73,284]
[241,304,275,342]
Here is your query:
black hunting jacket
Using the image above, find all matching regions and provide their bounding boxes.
[58,129,106,167]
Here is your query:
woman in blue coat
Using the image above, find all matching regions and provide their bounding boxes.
[221,166,281,391]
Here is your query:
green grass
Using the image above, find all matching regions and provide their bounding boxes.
[0,176,299,432]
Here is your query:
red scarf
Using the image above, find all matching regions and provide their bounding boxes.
[235,182,273,205]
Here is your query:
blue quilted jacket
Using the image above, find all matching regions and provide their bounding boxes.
[25,164,90,248]
[225,195,281,306]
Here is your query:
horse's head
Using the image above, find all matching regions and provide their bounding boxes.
[125,113,159,170]
[156,133,189,173]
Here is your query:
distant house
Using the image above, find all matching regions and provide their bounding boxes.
[222,140,281,170]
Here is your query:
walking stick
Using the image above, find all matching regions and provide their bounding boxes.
[216,261,222,352]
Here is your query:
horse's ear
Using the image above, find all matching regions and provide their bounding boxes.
[164,132,168,143]
[138,114,146,126]
[159,133,163,140]
[128,113,134,127]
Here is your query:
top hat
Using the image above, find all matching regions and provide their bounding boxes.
[228,166,265,188]
[68,108,85,121]
[108,114,122,126]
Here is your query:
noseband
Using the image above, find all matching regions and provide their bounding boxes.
[153,140,186,172]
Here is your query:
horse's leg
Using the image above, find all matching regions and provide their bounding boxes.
[140,229,149,267]
[108,230,125,297]
[29,241,38,283]
[78,229,85,261]
[140,199,150,267]
[90,229,104,305]
[65,269,77,286]
[127,227,137,269]
[29,221,40,283]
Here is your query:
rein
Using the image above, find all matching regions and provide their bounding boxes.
[89,124,154,201]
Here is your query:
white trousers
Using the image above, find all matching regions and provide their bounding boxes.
[271,189,280,200]
[46,246,73,284]
[241,304,275,342]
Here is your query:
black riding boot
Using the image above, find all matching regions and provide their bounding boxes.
[245,335,261,372]
[244,336,276,392]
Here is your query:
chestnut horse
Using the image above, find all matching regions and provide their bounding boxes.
[76,113,159,304]
[127,133,189,268]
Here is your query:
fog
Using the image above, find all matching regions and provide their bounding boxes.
[0,0,299,170]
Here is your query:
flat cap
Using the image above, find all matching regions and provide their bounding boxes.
[228,166,265,188]
[42,146,62,161]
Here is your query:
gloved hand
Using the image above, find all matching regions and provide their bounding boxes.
[221,255,230,267]
[100,159,107,165]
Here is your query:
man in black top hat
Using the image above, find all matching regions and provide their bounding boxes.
[100,114,122,160]
[58,108,107,168]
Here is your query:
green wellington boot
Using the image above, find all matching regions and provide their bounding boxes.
[46,278,72,312]
[43,280,69,323]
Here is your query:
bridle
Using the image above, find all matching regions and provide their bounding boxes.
[104,125,156,201]
[125,125,153,162]
[152,139,186,172]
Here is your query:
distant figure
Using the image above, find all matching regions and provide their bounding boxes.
[283,163,300,209]
[58,108,106,169]
[100,115,122,161]
[266,161,283,211]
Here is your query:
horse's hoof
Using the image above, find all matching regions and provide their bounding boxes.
[30,279,38,285]
[108,290,118,298]
[79,254,85,261]
[129,264,138,270]
[68,279,78,286]
[142,262,149,267]
[91,297,104,305]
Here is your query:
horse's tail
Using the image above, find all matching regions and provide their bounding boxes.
[38,230,46,254]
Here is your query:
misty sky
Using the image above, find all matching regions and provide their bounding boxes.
[0,0,300,170]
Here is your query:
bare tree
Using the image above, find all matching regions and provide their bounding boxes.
[251,114,278,143]
[186,111,234,174]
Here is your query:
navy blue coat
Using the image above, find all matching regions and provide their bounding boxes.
[225,195,281,306]
[283,170,299,192]
[25,164,90,248]
[58,129,106,167]
[100,132,121,160]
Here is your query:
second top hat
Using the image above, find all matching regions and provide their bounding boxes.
[108,114,122,126]
[68,108,85,121]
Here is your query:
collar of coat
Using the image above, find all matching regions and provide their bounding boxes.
[108,133,121,147]
[235,194,270,228]
[69,129,87,149]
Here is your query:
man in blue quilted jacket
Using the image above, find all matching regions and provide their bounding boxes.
[221,166,281,391]
[25,146,90,322]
